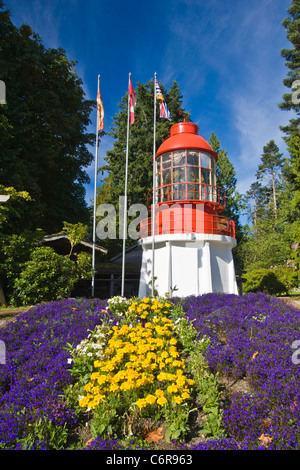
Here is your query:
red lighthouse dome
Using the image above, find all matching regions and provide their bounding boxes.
[157,122,218,161]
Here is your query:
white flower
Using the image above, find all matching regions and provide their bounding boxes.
[67,358,72,364]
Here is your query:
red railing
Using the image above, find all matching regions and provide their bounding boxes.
[139,210,235,239]
[147,182,226,208]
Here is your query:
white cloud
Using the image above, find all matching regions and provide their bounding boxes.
[232,91,293,195]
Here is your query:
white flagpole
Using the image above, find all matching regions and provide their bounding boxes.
[121,73,131,297]
[151,72,157,297]
[91,74,100,298]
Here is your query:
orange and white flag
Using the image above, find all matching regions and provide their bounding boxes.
[97,84,104,131]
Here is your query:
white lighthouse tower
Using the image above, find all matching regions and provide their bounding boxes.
[138,121,238,298]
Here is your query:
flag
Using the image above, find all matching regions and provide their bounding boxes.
[129,77,136,124]
[155,78,172,120]
[97,84,104,131]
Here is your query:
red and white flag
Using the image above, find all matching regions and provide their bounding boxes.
[97,84,104,131]
[129,77,136,124]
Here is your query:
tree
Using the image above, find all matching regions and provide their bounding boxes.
[278,1,300,278]
[98,79,189,256]
[0,1,95,234]
[286,135,300,269]
[0,184,31,232]
[255,140,284,221]
[101,79,189,208]
[63,221,89,257]
[209,132,244,241]
[278,0,300,140]
[239,141,293,272]
[245,181,265,228]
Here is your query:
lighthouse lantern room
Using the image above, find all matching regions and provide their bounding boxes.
[138,122,238,297]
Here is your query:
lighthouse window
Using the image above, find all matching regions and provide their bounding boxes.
[162,168,171,186]
[211,158,216,186]
[187,166,199,183]
[173,167,186,183]
[201,168,210,185]
[187,150,199,166]
[157,157,161,173]
[156,172,161,188]
[162,152,171,169]
[201,152,211,168]
[173,150,185,167]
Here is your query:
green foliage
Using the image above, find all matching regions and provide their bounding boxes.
[98,79,189,256]
[209,132,244,227]
[74,252,92,279]
[63,221,89,257]
[209,132,245,270]
[0,185,32,233]
[0,220,92,305]
[0,229,45,296]
[0,4,95,233]
[11,246,78,306]
[256,140,284,220]
[17,416,68,450]
[237,218,292,271]
[278,0,300,140]
[174,313,225,438]
[243,268,289,295]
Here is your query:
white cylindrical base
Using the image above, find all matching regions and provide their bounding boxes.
[138,233,238,298]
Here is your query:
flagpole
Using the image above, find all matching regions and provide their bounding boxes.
[151,72,157,297]
[91,74,100,298]
[121,73,131,297]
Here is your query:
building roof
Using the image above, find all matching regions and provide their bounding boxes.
[42,233,108,256]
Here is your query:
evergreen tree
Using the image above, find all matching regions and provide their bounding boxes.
[209,132,244,235]
[209,132,245,270]
[255,140,284,220]
[101,79,189,208]
[278,0,300,139]
[245,181,266,228]
[239,142,293,271]
[0,1,95,234]
[278,1,300,274]
[97,79,190,256]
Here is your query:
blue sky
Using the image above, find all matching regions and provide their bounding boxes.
[4,0,294,219]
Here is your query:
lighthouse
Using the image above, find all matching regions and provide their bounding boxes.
[138,121,238,298]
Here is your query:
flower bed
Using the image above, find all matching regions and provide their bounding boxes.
[0,293,299,450]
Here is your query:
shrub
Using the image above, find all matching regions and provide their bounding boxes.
[243,268,288,295]
[11,246,78,305]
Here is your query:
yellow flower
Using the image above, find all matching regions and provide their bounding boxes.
[135,398,147,409]
[79,397,89,408]
[172,395,183,404]
[110,383,119,392]
[155,389,165,397]
[157,396,167,406]
[167,384,178,394]
[84,382,93,392]
[145,394,156,405]
[170,337,177,345]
